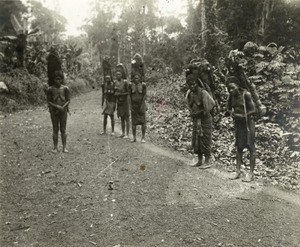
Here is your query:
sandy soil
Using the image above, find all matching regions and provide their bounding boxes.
[1,90,300,247]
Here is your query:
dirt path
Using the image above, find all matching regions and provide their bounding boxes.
[1,90,300,247]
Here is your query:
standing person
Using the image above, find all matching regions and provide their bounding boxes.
[227,76,256,182]
[114,64,130,138]
[101,75,116,135]
[47,71,70,153]
[186,75,215,167]
[129,73,147,143]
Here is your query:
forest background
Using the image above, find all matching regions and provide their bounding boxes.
[0,0,299,189]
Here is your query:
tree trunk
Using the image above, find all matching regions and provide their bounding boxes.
[142,5,146,57]
[199,0,207,56]
[260,0,275,37]
[200,0,206,41]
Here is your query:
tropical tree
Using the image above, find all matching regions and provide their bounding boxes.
[30,0,67,43]
[0,0,27,36]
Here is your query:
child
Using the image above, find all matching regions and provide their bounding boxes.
[101,75,116,135]
[47,70,70,153]
[129,73,147,143]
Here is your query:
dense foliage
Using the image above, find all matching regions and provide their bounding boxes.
[81,0,300,73]
[0,1,96,112]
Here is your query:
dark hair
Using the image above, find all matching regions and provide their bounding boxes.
[54,70,64,79]
[116,63,127,79]
[186,74,195,84]
[226,76,240,87]
[133,72,141,78]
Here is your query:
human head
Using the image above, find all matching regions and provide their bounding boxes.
[105,75,111,83]
[226,76,240,95]
[133,73,141,84]
[116,63,127,79]
[54,70,64,87]
[115,71,122,80]
[50,44,58,53]
[186,74,197,92]
[200,60,211,72]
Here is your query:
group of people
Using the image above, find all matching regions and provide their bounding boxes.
[186,66,259,182]
[46,52,262,182]
[101,63,147,143]
[46,54,148,155]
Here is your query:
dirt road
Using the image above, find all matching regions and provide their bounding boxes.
[1,90,300,247]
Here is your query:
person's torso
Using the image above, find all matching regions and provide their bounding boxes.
[231,91,247,115]
[104,83,115,102]
[50,86,67,106]
[115,79,126,93]
[131,83,144,102]
[115,79,128,102]
[190,88,203,112]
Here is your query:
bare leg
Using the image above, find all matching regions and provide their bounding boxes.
[120,117,125,137]
[52,133,59,153]
[204,155,210,165]
[231,148,242,179]
[124,116,130,138]
[243,146,256,182]
[249,147,256,177]
[110,115,115,135]
[141,124,146,143]
[50,111,59,153]
[60,111,68,153]
[61,133,68,153]
[102,114,108,134]
[192,153,202,167]
[132,125,137,142]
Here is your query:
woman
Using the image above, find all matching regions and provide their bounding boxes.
[114,63,130,138]
[227,76,256,181]
[101,75,116,135]
[186,75,215,167]
[129,73,147,143]
[47,70,70,153]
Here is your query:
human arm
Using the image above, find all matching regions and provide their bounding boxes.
[46,87,52,108]
[245,91,256,116]
[201,89,215,114]
[114,92,129,96]
[225,94,233,117]
[114,80,129,96]
[48,102,62,109]
[128,82,133,110]
[185,89,192,111]
[62,86,70,109]
[47,87,63,110]
[101,83,105,107]
[140,82,147,111]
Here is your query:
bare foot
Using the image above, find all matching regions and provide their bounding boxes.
[199,165,211,169]
[242,173,254,182]
[230,172,241,180]
[51,148,59,153]
[191,161,202,167]
[204,156,210,165]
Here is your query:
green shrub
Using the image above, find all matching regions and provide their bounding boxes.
[0,69,94,112]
